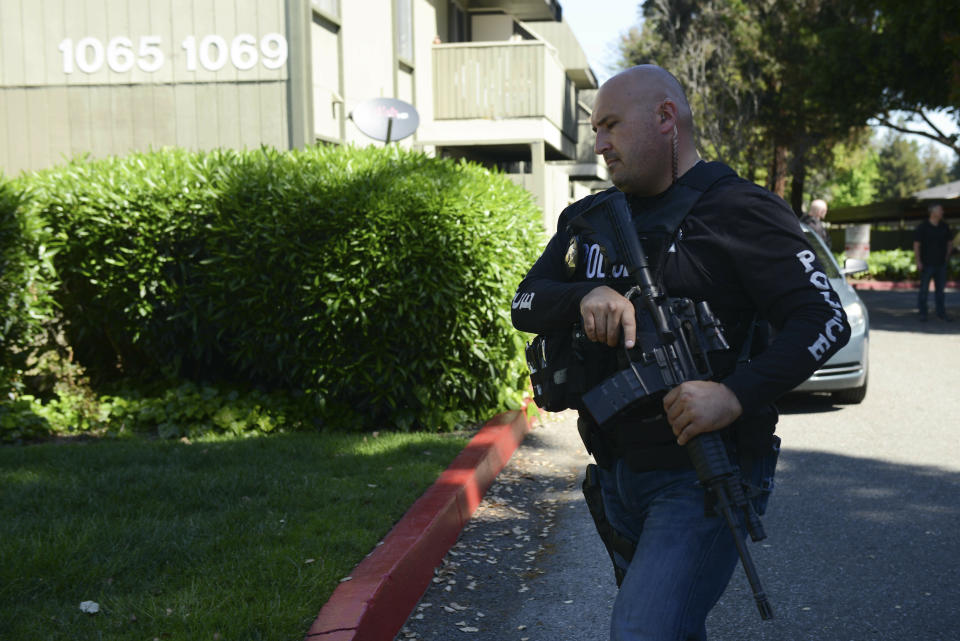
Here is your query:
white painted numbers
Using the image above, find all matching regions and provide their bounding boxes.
[57,34,288,75]
[181,34,288,71]
[57,36,163,73]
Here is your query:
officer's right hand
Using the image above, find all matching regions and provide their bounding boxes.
[580,286,636,348]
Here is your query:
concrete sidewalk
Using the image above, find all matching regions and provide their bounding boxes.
[392,410,611,641]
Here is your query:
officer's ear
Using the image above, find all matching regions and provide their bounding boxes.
[657,100,677,132]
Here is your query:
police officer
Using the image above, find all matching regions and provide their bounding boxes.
[511,65,851,640]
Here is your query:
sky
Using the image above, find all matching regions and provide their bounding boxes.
[558,0,957,159]
[560,0,641,84]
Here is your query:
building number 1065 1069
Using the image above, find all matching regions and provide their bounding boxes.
[57,34,288,74]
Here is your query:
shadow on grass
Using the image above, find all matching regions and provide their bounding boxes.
[0,430,468,641]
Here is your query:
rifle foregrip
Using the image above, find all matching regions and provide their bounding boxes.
[687,433,767,542]
[686,432,735,483]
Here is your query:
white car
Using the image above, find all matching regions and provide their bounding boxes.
[792,225,870,403]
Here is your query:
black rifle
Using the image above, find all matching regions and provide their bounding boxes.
[569,192,775,621]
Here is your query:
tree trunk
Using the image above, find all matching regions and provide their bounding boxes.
[744,143,757,184]
[789,146,807,217]
[768,143,788,198]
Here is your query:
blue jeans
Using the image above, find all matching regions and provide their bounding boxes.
[597,448,774,641]
[918,264,947,318]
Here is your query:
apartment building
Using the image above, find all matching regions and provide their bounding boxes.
[0,0,607,231]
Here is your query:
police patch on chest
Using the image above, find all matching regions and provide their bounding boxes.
[582,242,629,279]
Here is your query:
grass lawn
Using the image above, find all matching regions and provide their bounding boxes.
[0,430,470,640]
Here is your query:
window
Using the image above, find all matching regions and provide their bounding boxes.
[312,0,338,20]
[311,12,342,142]
[395,0,413,62]
[448,1,469,43]
[803,230,841,278]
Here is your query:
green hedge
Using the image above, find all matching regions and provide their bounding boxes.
[15,145,543,434]
[839,249,960,281]
[24,149,220,381]
[203,146,543,429]
[0,176,58,394]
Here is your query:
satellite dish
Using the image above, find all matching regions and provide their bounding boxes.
[350,98,420,143]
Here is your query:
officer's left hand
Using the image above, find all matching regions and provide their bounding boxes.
[663,381,742,446]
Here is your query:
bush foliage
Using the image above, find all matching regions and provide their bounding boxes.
[840,248,960,281]
[6,145,543,440]
[0,176,58,395]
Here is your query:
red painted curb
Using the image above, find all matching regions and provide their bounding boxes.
[304,403,537,641]
[851,279,960,291]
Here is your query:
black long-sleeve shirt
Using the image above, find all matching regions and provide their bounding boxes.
[512,161,850,455]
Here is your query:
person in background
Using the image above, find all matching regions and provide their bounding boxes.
[913,203,953,321]
[801,198,830,248]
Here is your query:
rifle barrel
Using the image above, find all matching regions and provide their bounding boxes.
[711,480,775,620]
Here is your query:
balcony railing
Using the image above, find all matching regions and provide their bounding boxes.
[432,41,577,147]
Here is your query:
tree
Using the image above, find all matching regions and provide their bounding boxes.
[616,1,766,181]
[807,135,879,209]
[811,134,952,208]
[874,135,926,200]
[615,0,960,212]
[618,0,886,214]
[861,0,960,158]
[921,145,951,188]
[874,112,960,159]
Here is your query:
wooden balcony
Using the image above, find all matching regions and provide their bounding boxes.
[424,41,578,159]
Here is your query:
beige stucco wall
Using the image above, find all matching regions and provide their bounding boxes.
[338,1,394,146]
[0,0,594,230]
[0,0,292,175]
[326,0,439,148]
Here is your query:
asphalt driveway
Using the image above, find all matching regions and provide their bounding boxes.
[398,289,960,641]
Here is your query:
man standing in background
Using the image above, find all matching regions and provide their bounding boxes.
[913,203,953,321]
[801,199,830,248]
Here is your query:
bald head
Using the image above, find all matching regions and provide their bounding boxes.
[809,199,828,220]
[591,65,699,195]
[606,65,695,134]
[929,203,944,224]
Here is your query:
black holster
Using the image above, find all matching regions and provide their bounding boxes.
[581,463,636,587]
[576,416,617,469]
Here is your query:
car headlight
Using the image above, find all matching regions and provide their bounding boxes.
[844,300,866,334]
